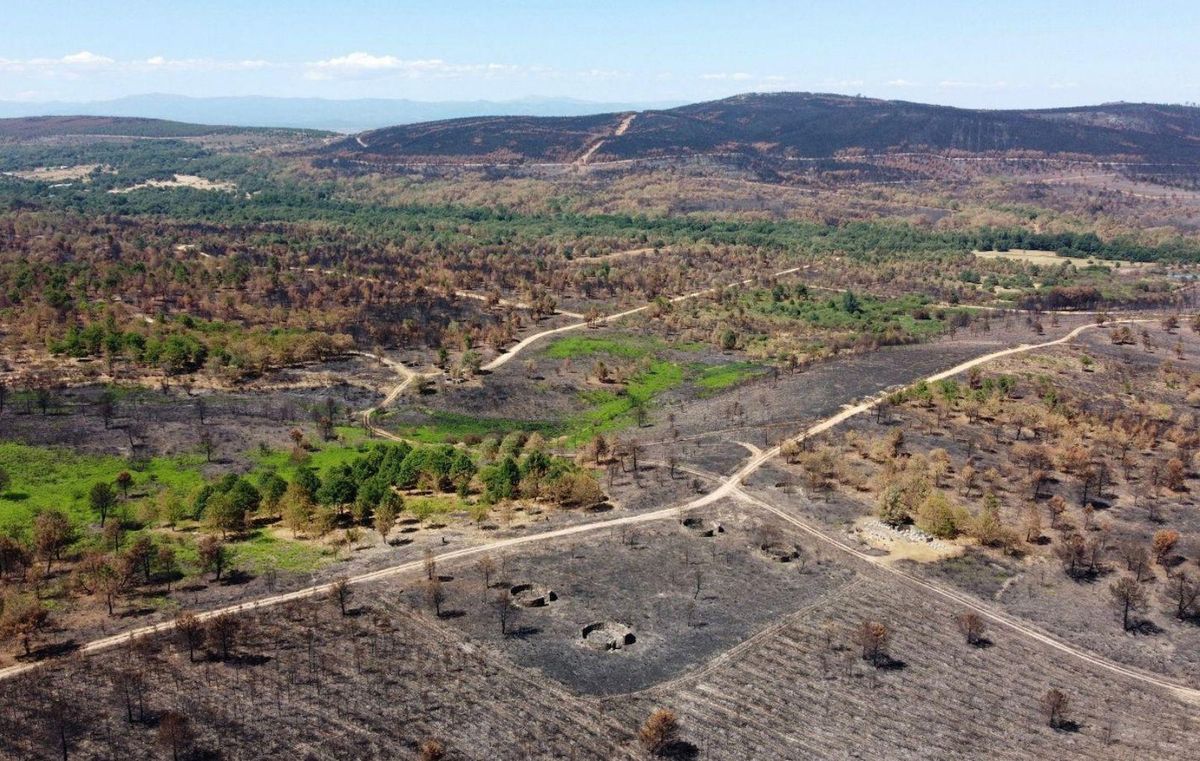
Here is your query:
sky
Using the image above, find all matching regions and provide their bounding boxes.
[2,0,1198,108]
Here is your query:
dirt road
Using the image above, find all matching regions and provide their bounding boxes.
[352,351,420,441]
[481,265,804,371]
[10,317,1197,707]
[454,289,585,319]
[574,112,637,166]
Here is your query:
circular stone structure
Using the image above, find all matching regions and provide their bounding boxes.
[759,542,803,563]
[581,621,637,651]
[509,583,558,608]
[682,517,724,537]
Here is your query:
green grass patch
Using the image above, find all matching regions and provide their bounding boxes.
[406,494,463,522]
[694,361,765,393]
[569,360,684,443]
[0,441,205,532]
[227,529,335,574]
[251,427,371,480]
[544,333,706,360]
[544,334,657,360]
[384,410,563,444]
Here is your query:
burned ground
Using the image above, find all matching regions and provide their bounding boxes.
[400,502,852,694]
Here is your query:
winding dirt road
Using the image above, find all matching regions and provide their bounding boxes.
[351,351,420,441]
[481,265,803,371]
[575,112,637,166]
[9,317,1197,708]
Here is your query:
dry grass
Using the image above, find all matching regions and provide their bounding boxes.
[973,249,1155,271]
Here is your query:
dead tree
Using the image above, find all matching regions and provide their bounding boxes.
[1109,576,1148,631]
[955,611,986,646]
[1041,688,1071,730]
[424,577,445,617]
[638,708,680,756]
[206,613,240,661]
[175,612,204,662]
[330,577,351,616]
[856,620,891,667]
[491,588,513,635]
[157,711,194,761]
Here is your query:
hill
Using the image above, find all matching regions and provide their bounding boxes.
[0,94,685,133]
[318,92,1200,166]
[0,115,328,141]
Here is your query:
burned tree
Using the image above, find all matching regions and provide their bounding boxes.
[206,612,240,661]
[638,708,681,757]
[1109,576,1149,631]
[1041,688,1071,730]
[955,611,986,646]
[175,611,204,662]
[330,577,352,616]
[157,711,194,761]
[856,620,892,667]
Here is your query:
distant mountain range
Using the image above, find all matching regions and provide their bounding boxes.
[319,92,1200,166]
[0,94,684,133]
[7,92,1199,170]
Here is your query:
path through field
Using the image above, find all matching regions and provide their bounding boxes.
[575,112,637,165]
[8,317,1197,708]
[481,265,803,371]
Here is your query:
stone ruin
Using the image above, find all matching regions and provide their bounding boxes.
[509,583,558,608]
[581,621,637,651]
[759,542,803,563]
[682,516,725,537]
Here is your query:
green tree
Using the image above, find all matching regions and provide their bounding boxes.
[353,476,389,523]
[204,493,245,537]
[90,482,117,527]
[483,457,521,502]
[841,290,862,314]
[876,483,909,527]
[281,482,316,537]
[257,472,288,515]
[914,490,965,539]
[317,470,358,507]
[374,492,402,544]
[294,467,321,499]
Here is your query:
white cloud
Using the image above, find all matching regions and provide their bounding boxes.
[700,72,755,81]
[0,50,115,72]
[304,52,520,81]
[0,51,269,75]
[0,49,615,90]
[59,51,114,66]
[139,57,272,72]
[886,78,919,87]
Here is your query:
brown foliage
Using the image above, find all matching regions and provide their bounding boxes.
[638,708,680,756]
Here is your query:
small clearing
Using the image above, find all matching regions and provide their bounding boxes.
[4,164,111,182]
[973,249,1154,271]
[108,174,236,193]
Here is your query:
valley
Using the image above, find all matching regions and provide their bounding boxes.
[2,91,1200,759]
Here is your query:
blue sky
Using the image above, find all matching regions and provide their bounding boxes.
[2,0,1197,107]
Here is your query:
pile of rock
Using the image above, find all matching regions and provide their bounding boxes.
[857,518,954,551]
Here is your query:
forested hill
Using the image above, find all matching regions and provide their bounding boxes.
[318,92,1200,165]
[0,115,328,140]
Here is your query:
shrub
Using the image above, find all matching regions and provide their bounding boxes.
[915,490,966,539]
